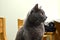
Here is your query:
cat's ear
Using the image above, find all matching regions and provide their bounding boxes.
[30,4,38,14]
[33,4,38,11]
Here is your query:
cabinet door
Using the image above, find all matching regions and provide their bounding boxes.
[0,19,3,33]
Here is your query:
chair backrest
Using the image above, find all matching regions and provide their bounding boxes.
[54,21,60,35]
[54,21,60,40]
[0,18,7,40]
[18,19,23,29]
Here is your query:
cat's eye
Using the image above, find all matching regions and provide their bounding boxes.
[40,13,43,15]
[42,13,43,15]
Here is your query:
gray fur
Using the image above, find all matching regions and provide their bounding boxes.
[15,4,47,40]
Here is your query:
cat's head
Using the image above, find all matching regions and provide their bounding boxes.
[27,4,47,26]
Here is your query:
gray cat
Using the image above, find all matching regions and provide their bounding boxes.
[15,4,47,40]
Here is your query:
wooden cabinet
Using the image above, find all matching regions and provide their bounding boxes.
[0,18,7,40]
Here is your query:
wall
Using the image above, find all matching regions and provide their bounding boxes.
[0,0,59,40]
[58,0,60,17]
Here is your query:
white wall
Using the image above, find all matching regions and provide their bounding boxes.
[0,0,59,40]
[58,0,60,17]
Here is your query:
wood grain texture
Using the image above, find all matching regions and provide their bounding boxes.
[0,18,7,40]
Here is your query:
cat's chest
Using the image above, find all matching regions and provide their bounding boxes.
[29,23,45,36]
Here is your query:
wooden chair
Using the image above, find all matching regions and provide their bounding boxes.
[18,19,23,29]
[43,32,53,40]
[54,21,60,40]
[0,18,7,40]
